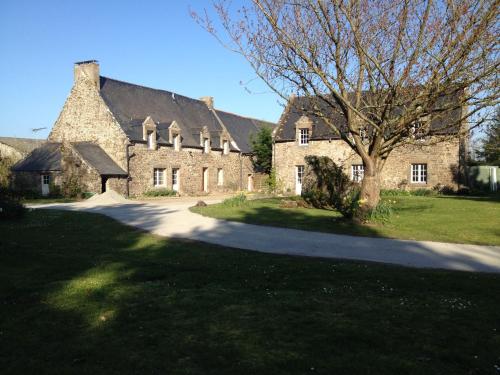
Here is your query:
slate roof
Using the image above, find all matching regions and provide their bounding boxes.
[99,76,275,152]
[215,110,274,153]
[12,143,61,172]
[275,94,462,141]
[72,142,127,176]
[0,137,46,155]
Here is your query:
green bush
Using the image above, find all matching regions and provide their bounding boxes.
[412,188,437,196]
[302,156,360,218]
[143,188,177,197]
[264,167,279,193]
[221,193,247,207]
[381,189,412,197]
[0,187,26,220]
[368,200,394,222]
[61,175,81,198]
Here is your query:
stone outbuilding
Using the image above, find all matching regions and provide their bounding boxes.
[12,61,275,197]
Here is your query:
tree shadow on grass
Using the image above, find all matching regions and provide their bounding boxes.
[1,209,500,374]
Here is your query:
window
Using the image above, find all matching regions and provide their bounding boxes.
[299,128,309,145]
[411,164,427,183]
[42,174,50,185]
[203,138,210,153]
[153,168,165,186]
[351,165,364,183]
[173,134,180,151]
[217,168,224,186]
[172,168,179,191]
[223,140,229,155]
[147,131,155,150]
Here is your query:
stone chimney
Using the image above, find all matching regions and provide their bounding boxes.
[74,60,100,89]
[200,96,214,110]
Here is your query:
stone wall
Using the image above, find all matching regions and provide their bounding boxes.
[48,73,128,170]
[274,137,462,192]
[61,144,102,194]
[128,142,253,196]
[12,171,62,196]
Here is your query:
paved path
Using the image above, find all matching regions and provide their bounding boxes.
[32,197,500,273]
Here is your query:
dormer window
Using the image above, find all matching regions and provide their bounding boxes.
[142,116,157,150]
[299,128,309,145]
[296,115,312,146]
[147,131,155,150]
[223,140,229,155]
[168,121,181,151]
[203,138,210,153]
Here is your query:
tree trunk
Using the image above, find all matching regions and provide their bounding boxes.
[357,162,381,220]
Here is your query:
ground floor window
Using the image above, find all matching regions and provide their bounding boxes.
[172,168,179,191]
[42,174,50,185]
[153,168,165,187]
[351,164,364,182]
[411,163,427,183]
[217,168,224,186]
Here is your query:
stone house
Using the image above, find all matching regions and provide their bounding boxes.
[12,61,274,196]
[273,96,467,195]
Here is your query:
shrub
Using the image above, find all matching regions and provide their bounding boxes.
[368,200,394,222]
[0,187,26,220]
[381,189,411,197]
[433,184,456,195]
[302,156,360,218]
[0,156,14,188]
[412,188,437,196]
[143,188,177,197]
[264,167,280,193]
[61,174,81,198]
[221,193,247,207]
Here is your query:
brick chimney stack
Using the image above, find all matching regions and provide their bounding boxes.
[200,96,214,110]
[74,60,100,90]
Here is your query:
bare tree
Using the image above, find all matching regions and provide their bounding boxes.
[193,0,499,216]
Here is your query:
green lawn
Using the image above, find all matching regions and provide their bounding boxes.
[1,210,500,374]
[191,195,500,245]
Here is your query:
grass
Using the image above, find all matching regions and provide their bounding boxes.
[191,195,500,245]
[1,210,500,374]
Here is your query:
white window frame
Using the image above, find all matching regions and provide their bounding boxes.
[147,131,155,150]
[411,164,427,183]
[351,164,364,183]
[153,168,166,187]
[42,174,50,185]
[203,138,210,153]
[299,128,309,145]
[223,140,229,155]
[172,168,179,191]
[217,168,224,186]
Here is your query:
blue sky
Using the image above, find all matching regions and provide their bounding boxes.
[0,0,282,139]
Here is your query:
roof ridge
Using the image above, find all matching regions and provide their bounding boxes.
[100,76,211,107]
[215,108,275,125]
